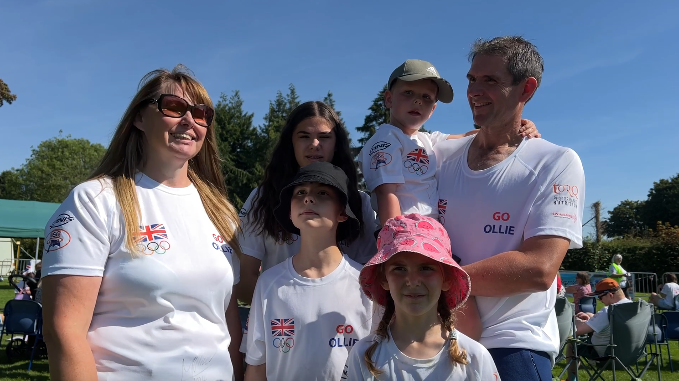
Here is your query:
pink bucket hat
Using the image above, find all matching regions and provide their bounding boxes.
[359,213,470,310]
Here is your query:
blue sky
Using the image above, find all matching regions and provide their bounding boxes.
[1,1,678,238]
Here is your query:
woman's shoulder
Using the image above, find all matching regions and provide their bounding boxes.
[68,177,116,203]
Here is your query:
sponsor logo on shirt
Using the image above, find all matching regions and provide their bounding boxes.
[403,148,429,175]
[44,228,71,253]
[553,183,579,209]
[552,211,578,223]
[483,212,515,235]
[369,141,391,156]
[212,234,233,255]
[438,199,447,225]
[49,213,74,229]
[329,324,359,348]
[370,151,392,169]
[137,223,171,255]
[271,318,295,353]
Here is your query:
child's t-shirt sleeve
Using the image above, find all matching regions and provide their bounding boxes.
[42,181,114,277]
[359,129,405,192]
[341,340,371,380]
[244,279,267,366]
[420,130,450,146]
[237,188,267,261]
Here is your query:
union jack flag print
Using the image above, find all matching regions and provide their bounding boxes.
[138,224,168,242]
[406,149,429,164]
[438,199,447,215]
[271,318,295,337]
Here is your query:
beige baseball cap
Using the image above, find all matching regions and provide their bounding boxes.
[388,59,454,103]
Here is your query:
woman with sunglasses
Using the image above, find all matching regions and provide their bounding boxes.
[41,65,244,381]
[234,101,378,305]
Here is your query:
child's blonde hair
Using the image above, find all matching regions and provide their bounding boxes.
[363,271,468,376]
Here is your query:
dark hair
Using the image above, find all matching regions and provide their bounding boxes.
[576,271,591,285]
[468,36,544,102]
[666,273,678,283]
[251,101,363,243]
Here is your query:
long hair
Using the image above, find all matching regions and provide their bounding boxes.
[364,276,467,376]
[251,101,363,243]
[88,65,241,258]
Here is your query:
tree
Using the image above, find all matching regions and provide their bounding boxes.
[0,79,17,107]
[604,200,647,238]
[0,132,106,203]
[355,85,389,150]
[644,173,679,228]
[255,84,300,166]
[213,91,260,207]
[323,90,353,148]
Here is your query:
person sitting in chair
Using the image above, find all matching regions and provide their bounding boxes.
[649,273,679,310]
[565,278,631,381]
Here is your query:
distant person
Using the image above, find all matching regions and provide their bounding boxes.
[434,36,585,381]
[609,254,630,298]
[565,278,630,381]
[565,272,592,313]
[235,101,378,306]
[650,273,679,310]
[41,65,243,381]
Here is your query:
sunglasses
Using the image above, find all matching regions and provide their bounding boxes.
[597,291,612,300]
[147,94,214,127]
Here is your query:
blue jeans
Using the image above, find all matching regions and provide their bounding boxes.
[488,348,552,381]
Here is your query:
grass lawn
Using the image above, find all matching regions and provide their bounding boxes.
[2,283,679,380]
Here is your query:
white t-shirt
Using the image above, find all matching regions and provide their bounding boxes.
[661,282,679,305]
[358,124,449,219]
[342,329,500,381]
[239,187,378,270]
[244,255,375,381]
[587,298,633,356]
[42,175,240,381]
[434,136,585,361]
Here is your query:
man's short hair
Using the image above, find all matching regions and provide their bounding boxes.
[468,36,544,91]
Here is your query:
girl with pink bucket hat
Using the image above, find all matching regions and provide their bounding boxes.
[342,214,499,380]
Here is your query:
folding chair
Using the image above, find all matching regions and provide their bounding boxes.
[577,300,661,381]
[553,297,578,380]
[0,299,44,371]
[647,313,673,372]
[579,296,597,314]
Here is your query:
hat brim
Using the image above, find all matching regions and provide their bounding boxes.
[274,174,359,242]
[397,74,454,103]
[359,247,470,311]
[586,287,619,297]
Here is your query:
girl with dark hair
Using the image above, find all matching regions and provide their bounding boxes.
[235,101,378,304]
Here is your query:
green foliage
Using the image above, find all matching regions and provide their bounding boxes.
[0,78,17,107]
[604,200,647,238]
[644,173,679,228]
[355,84,389,149]
[563,223,679,277]
[254,84,300,168]
[213,91,261,207]
[0,132,106,203]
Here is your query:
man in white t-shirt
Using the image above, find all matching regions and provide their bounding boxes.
[434,36,585,381]
[566,278,631,380]
[650,273,679,310]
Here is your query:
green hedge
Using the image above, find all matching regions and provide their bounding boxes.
[562,223,679,278]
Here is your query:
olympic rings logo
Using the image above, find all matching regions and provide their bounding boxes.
[403,160,428,175]
[272,337,295,353]
[137,240,171,255]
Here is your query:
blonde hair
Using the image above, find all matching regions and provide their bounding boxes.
[88,65,241,258]
[363,275,467,376]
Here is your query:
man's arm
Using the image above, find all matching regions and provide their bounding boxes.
[575,316,595,336]
[244,364,267,381]
[374,183,401,226]
[463,235,570,297]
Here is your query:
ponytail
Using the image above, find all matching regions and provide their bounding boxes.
[364,294,395,377]
[438,297,468,365]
